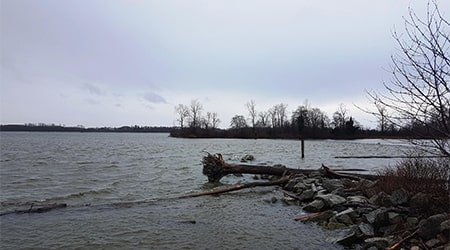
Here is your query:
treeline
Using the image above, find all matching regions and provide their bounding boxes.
[0,124,172,133]
[171,99,424,139]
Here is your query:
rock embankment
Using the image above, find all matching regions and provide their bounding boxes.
[281,172,450,250]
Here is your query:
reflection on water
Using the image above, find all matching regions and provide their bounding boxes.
[0,132,409,249]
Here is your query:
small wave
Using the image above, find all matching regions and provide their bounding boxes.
[1,187,114,209]
[77,161,97,165]
[48,187,115,202]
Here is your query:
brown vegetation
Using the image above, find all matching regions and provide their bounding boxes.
[376,156,450,214]
[377,157,449,195]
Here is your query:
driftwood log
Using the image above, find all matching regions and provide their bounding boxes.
[0,203,67,216]
[179,176,290,198]
[202,153,376,183]
[202,153,318,183]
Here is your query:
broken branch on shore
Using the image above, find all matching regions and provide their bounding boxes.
[294,212,321,221]
[179,176,290,198]
[202,153,317,183]
[322,165,378,181]
[0,203,67,216]
[202,153,377,183]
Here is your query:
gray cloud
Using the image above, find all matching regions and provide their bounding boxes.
[84,98,100,105]
[143,92,167,104]
[83,83,105,96]
[2,0,448,128]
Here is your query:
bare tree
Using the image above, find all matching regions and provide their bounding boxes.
[332,103,348,129]
[203,112,212,129]
[204,111,220,129]
[210,112,221,129]
[257,111,270,128]
[175,104,189,128]
[275,103,289,127]
[246,100,257,129]
[375,102,388,133]
[189,99,203,128]
[368,1,449,156]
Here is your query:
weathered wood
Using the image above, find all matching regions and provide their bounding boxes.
[179,177,290,198]
[322,164,378,181]
[0,203,68,216]
[387,228,419,250]
[202,153,318,183]
[294,212,321,221]
[202,153,378,183]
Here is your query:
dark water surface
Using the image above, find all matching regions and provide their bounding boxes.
[0,132,407,249]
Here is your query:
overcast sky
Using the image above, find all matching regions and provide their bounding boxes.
[1,0,448,128]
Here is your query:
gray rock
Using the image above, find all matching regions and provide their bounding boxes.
[406,217,419,228]
[359,179,377,188]
[390,188,409,205]
[364,208,389,227]
[418,213,448,240]
[336,208,356,225]
[316,194,346,208]
[425,238,441,248]
[308,171,322,178]
[303,178,317,185]
[292,182,307,193]
[327,229,357,246]
[409,192,431,208]
[441,219,450,231]
[284,178,303,191]
[327,221,347,230]
[356,207,374,217]
[380,194,394,207]
[303,199,325,212]
[331,187,346,196]
[369,192,387,206]
[322,179,345,192]
[379,224,398,236]
[347,195,369,205]
[364,237,392,249]
[298,189,315,201]
[359,223,375,237]
[307,210,335,222]
[388,212,402,224]
[316,189,328,196]
[240,154,255,162]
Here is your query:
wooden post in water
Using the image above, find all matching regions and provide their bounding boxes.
[301,138,305,158]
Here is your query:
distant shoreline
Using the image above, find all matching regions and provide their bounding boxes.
[0,124,172,133]
[1,124,441,141]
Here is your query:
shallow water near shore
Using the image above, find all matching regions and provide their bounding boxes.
[0,132,408,249]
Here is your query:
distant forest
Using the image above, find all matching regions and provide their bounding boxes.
[171,99,445,140]
[0,124,172,133]
[169,124,415,140]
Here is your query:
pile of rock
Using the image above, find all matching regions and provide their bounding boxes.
[282,172,450,249]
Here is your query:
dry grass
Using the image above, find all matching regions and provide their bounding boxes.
[377,156,449,196]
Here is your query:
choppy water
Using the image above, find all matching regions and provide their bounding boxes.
[0,132,408,249]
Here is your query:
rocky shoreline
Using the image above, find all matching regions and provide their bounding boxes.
[278,171,450,250]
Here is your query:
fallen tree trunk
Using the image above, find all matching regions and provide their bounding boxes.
[202,153,377,183]
[0,203,67,216]
[202,153,318,183]
[321,165,378,181]
[179,176,290,198]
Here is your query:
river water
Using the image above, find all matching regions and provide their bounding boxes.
[0,132,409,249]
